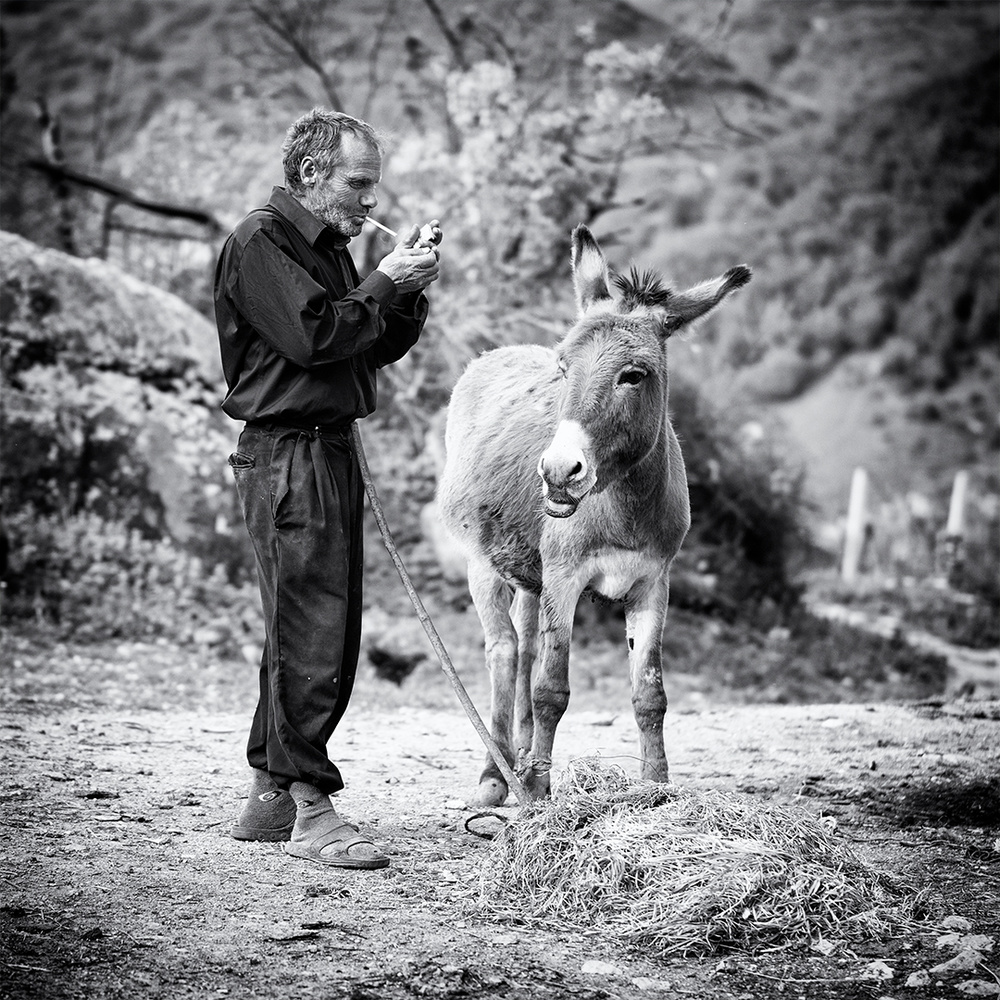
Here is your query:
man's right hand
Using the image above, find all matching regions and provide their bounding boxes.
[376,223,440,294]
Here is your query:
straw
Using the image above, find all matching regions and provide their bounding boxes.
[478,758,925,957]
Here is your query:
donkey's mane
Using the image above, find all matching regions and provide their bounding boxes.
[612,266,673,310]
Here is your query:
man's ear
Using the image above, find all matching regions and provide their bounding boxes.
[299,156,317,186]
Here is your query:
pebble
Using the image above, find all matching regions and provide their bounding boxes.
[941,915,974,932]
[860,960,895,981]
[632,976,672,991]
[956,982,1000,997]
[930,949,985,975]
[581,960,621,976]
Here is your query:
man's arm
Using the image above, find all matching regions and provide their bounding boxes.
[371,221,440,367]
[373,291,429,368]
[227,230,395,368]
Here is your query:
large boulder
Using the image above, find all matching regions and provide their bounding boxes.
[1,230,221,384]
[1,231,251,633]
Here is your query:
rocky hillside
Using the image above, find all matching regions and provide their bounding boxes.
[604,1,998,525]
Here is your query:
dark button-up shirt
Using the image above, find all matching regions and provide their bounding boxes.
[213,187,428,427]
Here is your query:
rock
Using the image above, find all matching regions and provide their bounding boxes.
[0,231,220,383]
[956,982,1000,997]
[362,610,433,685]
[940,934,997,954]
[939,932,967,949]
[632,977,672,991]
[859,960,894,981]
[905,970,931,988]
[581,960,621,976]
[1,231,238,569]
[930,949,986,975]
[961,936,995,954]
[941,915,974,932]
[811,938,840,956]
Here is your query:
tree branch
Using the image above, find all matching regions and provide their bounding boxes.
[248,1,344,109]
[25,160,223,232]
[420,0,469,71]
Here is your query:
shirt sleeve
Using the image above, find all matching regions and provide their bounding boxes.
[227,230,397,368]
[373,291,429,368]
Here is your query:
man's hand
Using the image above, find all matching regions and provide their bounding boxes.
[376,220,442,294]
[416,219,443,249]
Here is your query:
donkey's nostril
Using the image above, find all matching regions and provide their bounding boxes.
[542,454,586,487]
[539,420,593,489]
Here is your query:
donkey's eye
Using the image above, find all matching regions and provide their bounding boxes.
[618,369,647,386]
[557,359,568,378]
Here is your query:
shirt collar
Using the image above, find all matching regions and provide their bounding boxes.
[267,186,350,250]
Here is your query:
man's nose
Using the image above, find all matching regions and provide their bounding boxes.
[361,189,378,208]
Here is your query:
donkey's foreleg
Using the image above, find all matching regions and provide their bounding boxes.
[467,558,518,806]
[521,586,576,799]
[625,576,671,784]
[510,589,539,756]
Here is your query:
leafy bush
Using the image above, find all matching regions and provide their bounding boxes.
[669,376,810,616]
[1,344,257,648]
[3,507,262,651]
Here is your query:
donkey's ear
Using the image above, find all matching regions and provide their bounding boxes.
[667,265,752,329]
[571,225,612,313]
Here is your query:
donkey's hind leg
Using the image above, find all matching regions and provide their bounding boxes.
[467,556,518,806]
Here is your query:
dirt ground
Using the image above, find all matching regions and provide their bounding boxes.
[1,617,998,1000]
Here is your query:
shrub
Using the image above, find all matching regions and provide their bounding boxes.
[670,377,810,616]
[2,506,262,651]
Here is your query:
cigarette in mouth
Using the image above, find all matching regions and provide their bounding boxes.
[364,217,398,238]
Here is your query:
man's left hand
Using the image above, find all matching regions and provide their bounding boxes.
[418,220,443,249]
[400,220,442,253]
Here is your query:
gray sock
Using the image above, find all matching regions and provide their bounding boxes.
[289,781,328,808]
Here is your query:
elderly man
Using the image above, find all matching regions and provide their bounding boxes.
[214,108,441,869]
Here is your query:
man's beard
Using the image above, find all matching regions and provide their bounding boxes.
[308,193,361,237]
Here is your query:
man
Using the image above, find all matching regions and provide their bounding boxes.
[214,108,441,869]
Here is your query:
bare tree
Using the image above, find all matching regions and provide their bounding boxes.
[247,0,348,109]
[33,97,76,254]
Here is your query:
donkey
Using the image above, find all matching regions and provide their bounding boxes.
[438,225,750,806]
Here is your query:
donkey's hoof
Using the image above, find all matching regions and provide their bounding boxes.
[523,770,551,800]
[475,778,509,807]
[641,759,670,784]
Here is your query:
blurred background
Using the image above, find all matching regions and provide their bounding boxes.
[1,0,997,712]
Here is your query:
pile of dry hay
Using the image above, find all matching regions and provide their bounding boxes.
[478,758,924,957]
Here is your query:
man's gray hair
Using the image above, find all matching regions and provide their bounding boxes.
[282,108,384,193]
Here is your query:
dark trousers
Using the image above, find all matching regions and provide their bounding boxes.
[228,423,364,794]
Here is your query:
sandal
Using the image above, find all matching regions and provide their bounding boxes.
[283,804,389,870]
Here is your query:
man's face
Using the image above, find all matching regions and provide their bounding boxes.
[299,132,381,238]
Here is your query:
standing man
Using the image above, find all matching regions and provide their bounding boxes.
[214,108,441,869]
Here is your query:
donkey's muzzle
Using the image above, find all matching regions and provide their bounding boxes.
[542,485,580,518]
[537,420,596,518]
